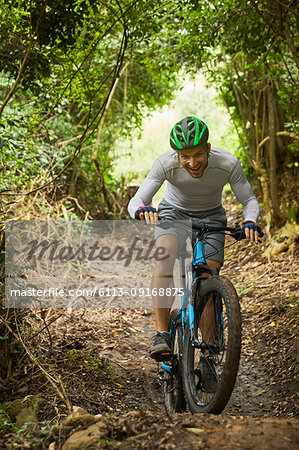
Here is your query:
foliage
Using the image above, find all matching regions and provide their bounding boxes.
[168,0,299,229]
[0,407,51,448]
[0,0,297,224]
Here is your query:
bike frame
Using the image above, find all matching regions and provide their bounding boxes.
[161,222,244,375]
[160,238,210,374]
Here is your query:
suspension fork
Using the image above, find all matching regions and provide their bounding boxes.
[179,254,188,334]
[185,261,204,349]
[189,238,206,348]
[189,277,201,349]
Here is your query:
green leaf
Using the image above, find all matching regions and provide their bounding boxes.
[0,138,7,149]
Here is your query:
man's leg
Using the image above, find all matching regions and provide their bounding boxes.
[149,234,178,359]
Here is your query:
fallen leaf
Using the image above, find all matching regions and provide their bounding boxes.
[186,428,205,434]
[249,389,268,397]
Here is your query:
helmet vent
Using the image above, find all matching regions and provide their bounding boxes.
[170,117,209,151]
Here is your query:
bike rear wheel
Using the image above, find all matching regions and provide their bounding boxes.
[183,275,241,414]
[164,309,186,414]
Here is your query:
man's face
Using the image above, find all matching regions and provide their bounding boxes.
[178,144,210,178]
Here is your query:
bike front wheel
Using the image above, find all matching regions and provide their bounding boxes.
[183,275,241,414]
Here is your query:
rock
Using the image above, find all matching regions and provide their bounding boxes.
[62,405,97,427]
[72,406,88,415]
[4,398,41,428]
[62,421,109,450]
[265,222,299,257]
[63,413,97,428]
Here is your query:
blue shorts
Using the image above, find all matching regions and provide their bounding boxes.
[154,199,227,265]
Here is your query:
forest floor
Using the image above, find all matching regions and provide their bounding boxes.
[0,200,298,449]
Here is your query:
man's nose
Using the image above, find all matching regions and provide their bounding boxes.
[189,157,197,167]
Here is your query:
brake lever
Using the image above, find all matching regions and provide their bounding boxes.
[232,222,244,241]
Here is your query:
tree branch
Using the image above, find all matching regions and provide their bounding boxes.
[1,1,136,197]
[0,0,48,118]
[255,130,299,168]
[0,312,72,413]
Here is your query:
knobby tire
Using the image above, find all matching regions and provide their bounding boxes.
[182,276,242,414]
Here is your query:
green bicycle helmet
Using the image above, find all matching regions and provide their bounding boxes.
[170,116,209,151]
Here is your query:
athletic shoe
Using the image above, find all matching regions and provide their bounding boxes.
[149,331,171,361]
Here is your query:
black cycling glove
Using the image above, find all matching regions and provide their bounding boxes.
[242,221,263,237]
[135,205,157,220]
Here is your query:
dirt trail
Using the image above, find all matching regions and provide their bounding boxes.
[44,237,298,448]
[2,209,298,448]
[45,280,298,449]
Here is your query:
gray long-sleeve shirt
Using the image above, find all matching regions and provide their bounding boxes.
[128,147,259,222]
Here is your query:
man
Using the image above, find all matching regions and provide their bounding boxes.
[128,116,262,362]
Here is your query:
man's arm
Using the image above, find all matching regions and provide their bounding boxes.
[229,159,263,243]
[229,160,260,223]
[127,158,166,219]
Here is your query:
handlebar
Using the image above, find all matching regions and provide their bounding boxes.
[191,221,245,241]
[158,220,264,240]
[192,221,264,239]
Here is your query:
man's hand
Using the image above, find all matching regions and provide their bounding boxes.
[135,206,158,224]
[243,221,263,244]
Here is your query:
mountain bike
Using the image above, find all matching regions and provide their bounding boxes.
[158,221,262,414]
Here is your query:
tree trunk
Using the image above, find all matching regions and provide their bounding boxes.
[225,58,252,154]
[267,82,284,226]
[246,70,257,152]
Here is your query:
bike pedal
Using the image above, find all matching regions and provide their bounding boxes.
[154,352,171,362]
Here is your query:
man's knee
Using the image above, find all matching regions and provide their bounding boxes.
[156,234,179,253]
[205,259,222,276]
[154,234,178,275]
[206,259,222,270]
